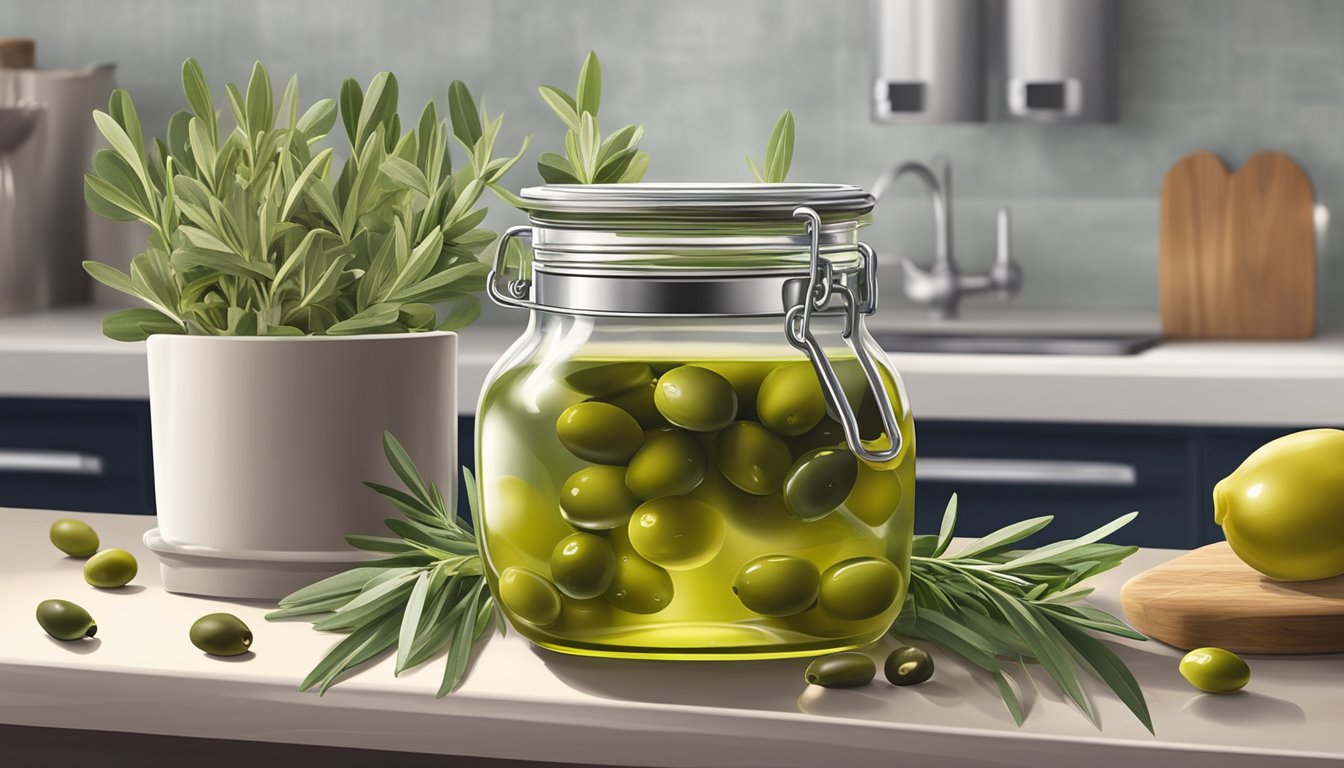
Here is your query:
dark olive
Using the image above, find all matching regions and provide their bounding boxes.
[626,428,707,500]
[49,518,99,558]
[190,613,253,657]
[818,557,903,621]
[805,652,876,688]
[716,421,793,496]
[783,448,859,521]
[36,599,96,641]
[732,555,820,617]
[884,645,934,685]
[564,362,654,397]
[556,402,644,464]
[788,417,846,459]
[757,363,826,437]
[653,366,738,432]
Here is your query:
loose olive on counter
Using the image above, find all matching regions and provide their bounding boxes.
[561,466,642,530]
[841,462,903,527]
[49,518,99,558]
[556,402,644,464]
[605,528,675,614]
[498,566,563,628]
[551,532,617,600]
[757,363,826,437]
[626,428,707,499]
[627,496,725,570]
[732,555,820,617]
[805,652,876,688]
[190,613,253,657]
[564,362,654,398]
[653,365,738,432]
[1179,647,1250,694]
[83,548,138,588]
[818,557,902,621]
[716,421,793,496]
[783,448,859,521]
[884,645,934,686]
[36,599,96,641]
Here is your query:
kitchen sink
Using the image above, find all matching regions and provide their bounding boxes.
[873,331,1163,356]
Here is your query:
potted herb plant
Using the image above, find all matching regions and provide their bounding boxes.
[82,59,525,599]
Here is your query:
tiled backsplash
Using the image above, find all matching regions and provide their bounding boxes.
[11,0,1343,326]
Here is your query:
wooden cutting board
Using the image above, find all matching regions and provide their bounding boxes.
[1159,151,1316,339]
[1121,542,1344,654]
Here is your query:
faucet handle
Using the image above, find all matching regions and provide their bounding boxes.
[990,207,1022,300]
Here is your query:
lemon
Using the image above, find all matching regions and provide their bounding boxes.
[1213,428,1344,581]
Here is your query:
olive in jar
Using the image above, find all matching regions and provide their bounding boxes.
[556,402,644,464]
[550,532,617,599]
[626,428,707,499]
[841,462,903,527]
[757,363,826,437]
[732,555,820,617]
[561,466,641,530]
[716,421,792,496]
[783,448,859,521]
[818,557,902,621]
[653,366,738,432]
[605,528,675,614]
[498,566,563,628]
[627,496,725,570]
[564,362,654,398]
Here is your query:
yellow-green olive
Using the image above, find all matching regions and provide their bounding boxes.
[605,528,675,614]
[83,548,138,588]
[627,496,725,570]
[1179,647,1250,694]
[498,566,563,627]
[626,428,707,500]
[560,466,641,530]
[783,448,859,521]
[805,652,876,688]
[550,532,616,599]
[190,613,253,657]
[556,402,644,464]
[485,476,574,570]
[698,361,772,420]
[36,599,96,641]
[818,557,902,621]
[716,421,793,496]
[732,555,820,617]
[606,377,667,429]
[841,462,903,527]
[757,363,825,437]
[884,645,934,685]
[564,362,654,397]
[653,366,738,432]
[49,518,99,558]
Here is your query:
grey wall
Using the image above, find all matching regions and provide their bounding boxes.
[9,0,1343,327]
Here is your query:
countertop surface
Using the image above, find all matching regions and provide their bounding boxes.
[1,507,1341,767]
[2,306,1343,426]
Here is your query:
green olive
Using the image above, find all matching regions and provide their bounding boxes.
[783,448,859,521]
[190,613,253,657]
[498,566,563,627]
[560,466,641,530]
[564,362,654,397]
[83,548,137,588]
[805,652,876,688]
[485,476,574,570]
[653,366,738,432]
[49,519,99,558]
[698,361,773,420]
[550,532,616,600]
[627,496,725,570]
[732,555,820,617]
[716,421,793,496]
[884,646,934,685]
[605,377,667,429]
[605,528,675,614]
[757,363,826,437]
[841,462,903,527]
[818,557,903,621]
[556,402,644,464]
[788,417,846,459]
[626,428,707,499]
[36,599,96,641]
[1179,647,1250,694]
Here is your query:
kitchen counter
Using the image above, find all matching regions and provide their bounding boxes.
[1,507,1340,767]
[1,306,1343,426]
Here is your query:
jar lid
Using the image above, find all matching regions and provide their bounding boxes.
[520,183,874,217]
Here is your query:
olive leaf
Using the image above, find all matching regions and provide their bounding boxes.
[270,431,493,697]
[83,58,528,339]
[747,110,794,183]
[898,495,1154,733]
[535,51,648,185]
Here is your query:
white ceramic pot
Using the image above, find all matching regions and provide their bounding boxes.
[142,332,457,600]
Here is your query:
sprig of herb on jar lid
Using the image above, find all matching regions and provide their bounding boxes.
[898,495,1153,733]
[535,51,649,185]
[747,110,795,183]
[268,432,494,697]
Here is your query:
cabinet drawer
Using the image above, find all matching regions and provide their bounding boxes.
[0,399,154,515]
[913,421,1202,549]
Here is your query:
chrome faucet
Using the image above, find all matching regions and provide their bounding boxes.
[872,156,1022,319]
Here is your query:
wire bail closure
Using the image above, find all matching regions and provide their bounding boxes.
[785,207,903,464]
[487,225,537,311]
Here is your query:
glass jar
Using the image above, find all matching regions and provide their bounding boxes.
[476,184,915,660]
